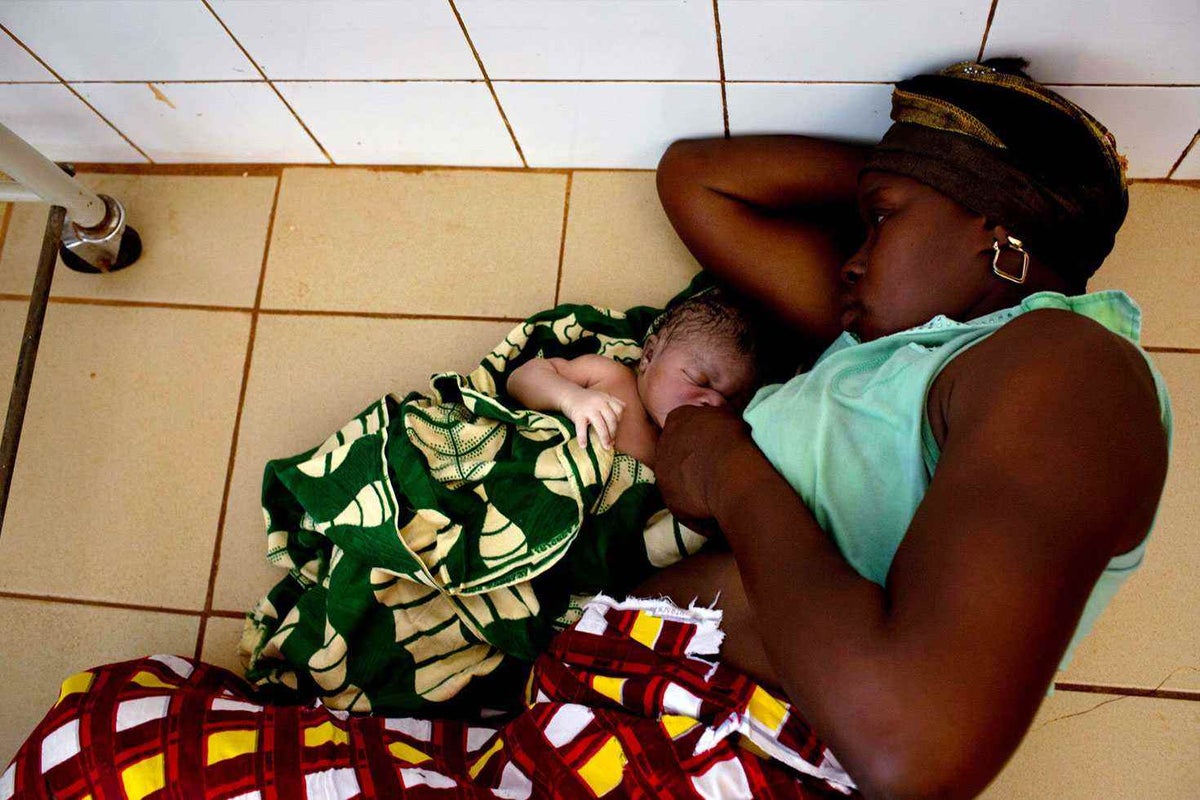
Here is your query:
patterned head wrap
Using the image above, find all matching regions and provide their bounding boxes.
[864,58,1128,287]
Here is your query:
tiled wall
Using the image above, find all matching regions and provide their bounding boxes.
[0,0,1196,176]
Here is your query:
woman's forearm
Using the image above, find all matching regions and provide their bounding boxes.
[658,134,870,212]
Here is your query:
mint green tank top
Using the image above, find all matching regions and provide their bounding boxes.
[744,290,1173,674]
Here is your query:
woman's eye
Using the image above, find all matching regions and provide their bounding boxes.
[872,212,886,226]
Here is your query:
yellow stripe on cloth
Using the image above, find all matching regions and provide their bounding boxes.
[748,685,789,736]
[660,714,700,740]
[738,735,771,760]
[468,737,504,779]
[591,675,626,705]
[55,671,94,706]
[121,754,165,800]
[304,721,349,747]
[130,671,176,690]
[206,729,258,765]
[388,740,431,765]
[577,736,627,797]
[629,612,663,649]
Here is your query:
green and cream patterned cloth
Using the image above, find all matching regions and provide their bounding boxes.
[242,287,712,715]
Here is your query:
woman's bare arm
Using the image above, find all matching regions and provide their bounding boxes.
[656,135,870,352]
[648,311,1169,799]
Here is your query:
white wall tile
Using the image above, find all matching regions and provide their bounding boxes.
[728,83,894,143]
[1053,86,1200,179]
[0,0,256,81]
[1172,138,1200,180]
[984,0,1200,84]
[457,0,718,80]
[278,82,520,166]
[210,0,480,79]
[719,0,987,82]
[0,83,142,162]
[494,82,722,168]
[0,29,52,81]
[76,83,325,163]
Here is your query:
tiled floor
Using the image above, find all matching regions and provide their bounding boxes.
[0,168,1197,793]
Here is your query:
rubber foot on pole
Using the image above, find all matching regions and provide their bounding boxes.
[59,225,141,274]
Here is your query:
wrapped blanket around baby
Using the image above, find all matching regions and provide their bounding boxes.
[243,287,713,714]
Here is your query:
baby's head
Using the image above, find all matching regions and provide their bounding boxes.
[636,287,763,427]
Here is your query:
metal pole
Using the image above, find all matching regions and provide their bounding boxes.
[0,123,105,227]
[0,205,64,534]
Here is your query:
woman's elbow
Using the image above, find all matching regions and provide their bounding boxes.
[852,736,1005,800]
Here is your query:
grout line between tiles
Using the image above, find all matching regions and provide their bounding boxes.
[1143,345,1200,355]
[712,0,730,138]
[0,294,253,314]
[258,308,527,324]
[0,23,154,163]
[446,0,527,168]
[0,590,201,617]
[1166,129,1199,180]
[199,0,336,166]
[977,0,1000,62]
[194,173,282,661]
[554,173,573,306]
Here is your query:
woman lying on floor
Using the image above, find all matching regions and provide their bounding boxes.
[4,58,1172,800]
[639,57,1172,799]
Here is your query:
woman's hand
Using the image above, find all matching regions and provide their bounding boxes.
[654,404,757,523]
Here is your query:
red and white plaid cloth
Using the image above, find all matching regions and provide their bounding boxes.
[3,595,856,799]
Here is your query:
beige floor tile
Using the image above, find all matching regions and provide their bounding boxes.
[0,299,28,414]
[260,168,565,317]
[1089,183,1200,349]
[201,615,250,676]
[0,304,250,608]
[0,173,277,308]
[558,171,701,310]
[212,313,515,613]
[0,597,198,766]
[980,691,1200,799]
[1059,352,1200,693]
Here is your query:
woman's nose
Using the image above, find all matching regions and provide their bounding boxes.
[841,256,866,286]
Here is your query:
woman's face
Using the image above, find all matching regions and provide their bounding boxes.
[840,171,1013,342]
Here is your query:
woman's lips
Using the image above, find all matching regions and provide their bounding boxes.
[839,302,862,329]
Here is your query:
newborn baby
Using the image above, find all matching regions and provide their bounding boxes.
[509,288,761,468]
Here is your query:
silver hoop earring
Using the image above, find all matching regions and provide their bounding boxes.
[992,235,1029,285]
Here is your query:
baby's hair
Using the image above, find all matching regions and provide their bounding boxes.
[650,286,765,379]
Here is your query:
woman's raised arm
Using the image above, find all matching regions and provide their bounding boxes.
[656,135,870,352]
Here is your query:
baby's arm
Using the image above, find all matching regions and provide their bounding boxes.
[508,356,627,449]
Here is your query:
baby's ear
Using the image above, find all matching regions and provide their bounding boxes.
[640,333,659,367]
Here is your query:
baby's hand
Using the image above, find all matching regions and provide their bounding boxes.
[561,388,625,450]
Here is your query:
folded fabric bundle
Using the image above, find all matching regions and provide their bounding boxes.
[5,595,857,798]
[242,286,714,715]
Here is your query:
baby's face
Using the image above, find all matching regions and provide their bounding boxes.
[636,335,756,428]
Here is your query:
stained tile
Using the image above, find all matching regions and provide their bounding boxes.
[979,692,1200,798]
[0,0,255,81]
[0,173,277,307]
[1057,353,1200,695]
[261,168,564,315]
[210,0,479,79]
[0,597,198,765]
[1169,138,1200,180]
[494,82,722,168]
[457,0,718,80]
[277,82,520,166]
[75,83,325,163]
[1090,184,1200,348]
[727,83,894,141]
[719,0,988,82]
[0,304,250,609]
[984,0,1200,84]
[201,615,250,676]
[1052,86,1200,179]
[0,29,53,81]
[558,171,700,310]
[211,314,515,613]
[0,83,143,163]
